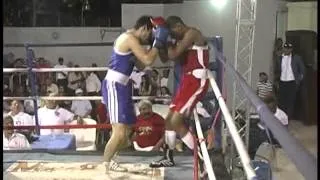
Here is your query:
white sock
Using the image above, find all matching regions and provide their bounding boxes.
[181,131,195,150]
[165,130,177,150]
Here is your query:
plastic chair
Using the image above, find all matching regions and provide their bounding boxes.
[69,118,97,151]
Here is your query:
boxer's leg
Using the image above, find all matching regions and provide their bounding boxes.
[170,111,195,150]
[103,123,128,173]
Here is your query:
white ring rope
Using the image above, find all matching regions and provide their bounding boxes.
[207,71,256,179]
[193,110,216,180]
[3,96,171,101]
[3,66,173,73]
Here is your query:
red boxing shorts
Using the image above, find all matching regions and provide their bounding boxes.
[170,74,209,116]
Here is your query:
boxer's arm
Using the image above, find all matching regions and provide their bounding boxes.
[128,36,159,66]
[168,29,198,60]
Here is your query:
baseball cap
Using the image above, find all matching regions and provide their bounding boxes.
[75,88,83,94]
[283,43,293,48]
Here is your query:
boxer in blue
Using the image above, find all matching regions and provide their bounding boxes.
[102,15,169,173]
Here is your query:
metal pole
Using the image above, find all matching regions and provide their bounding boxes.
[25,45,40,135]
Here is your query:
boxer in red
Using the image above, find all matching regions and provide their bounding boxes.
[150,16,210,167]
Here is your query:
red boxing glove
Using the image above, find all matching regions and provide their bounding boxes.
[150,16,166,27]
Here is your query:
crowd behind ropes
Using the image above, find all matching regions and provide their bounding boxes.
[3,53,215,152]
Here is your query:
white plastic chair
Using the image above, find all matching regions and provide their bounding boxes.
[69,118,97,151]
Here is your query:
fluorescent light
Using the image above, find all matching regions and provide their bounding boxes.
[210,0,227,9]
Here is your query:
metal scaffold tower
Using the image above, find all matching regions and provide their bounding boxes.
[226,0,257,173]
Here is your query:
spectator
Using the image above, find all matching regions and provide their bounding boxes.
[261,95,288,146]
[274,42,305,120]
[8,100,35,128]
[3,85,12,114]
[36,92,80,135]
[36,57,51,86]
[86,70,101,119]
[71,88,92,118]
[256,72,273,100]
[139,74,152,96]
[54,57,68,91]
[3,116,31,150]
[13,86,26,97]
[133,100,165,152]
[130,67,145,96]
[95,100,110,148]
[67,65,85,95]
[150,69,160,96]
[45,78,59,94]
[95,100,109,124]
[160,69,170,88]
[58,86,71,110]
[158,86,171,105]
[91,63,103,81]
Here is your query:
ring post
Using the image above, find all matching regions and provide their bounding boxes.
[25,44,40,135]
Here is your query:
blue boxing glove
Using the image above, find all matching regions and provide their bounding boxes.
[152,27,169,49]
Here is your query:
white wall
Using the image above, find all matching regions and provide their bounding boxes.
[3,27,122,66]
[287,2,318,32]
[122,0,278,106]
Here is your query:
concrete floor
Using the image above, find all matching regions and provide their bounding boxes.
[272,120,317,180]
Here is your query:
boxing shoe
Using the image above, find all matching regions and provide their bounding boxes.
[149,144,175,168]
[104,160,128,173]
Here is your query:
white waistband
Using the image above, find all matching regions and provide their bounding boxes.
[187,69,209,79]
[190,45,209,50]
[105,69,130,85]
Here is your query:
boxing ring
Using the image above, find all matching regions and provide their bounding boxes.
[3,38,317,180]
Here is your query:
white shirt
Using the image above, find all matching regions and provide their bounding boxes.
[280,55,295,81]
[86,73,101,93]
[274,108,288,125]
[3,133,31,150]
[8,111,35,126]
[130,71,145,89]
[36,106,74,135]
[68,72,82,90]
[47,83,59,94]
[160,77,168,87]
[54,64,68,80]
[71,100,92,117]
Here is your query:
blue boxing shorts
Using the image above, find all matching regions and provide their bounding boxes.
[101,79,136,125]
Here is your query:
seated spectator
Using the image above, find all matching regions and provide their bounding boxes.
[260,95,288,146]
[67,65,85,95]
[130,68,145,96]
[8,100,35,138]
[256,72,273,100]
[160,69,170,88]
[71,88,92,118]
[45,78,59,94]
[3,85,12,115]
[3,116,31,150]
[36,93,81,136]
[139,74,152,96]
[95,100,109,124]
[58,86,71,110]
[159,86,172,105]
[95,100,110,148]
[150,69,160,96]
[133,100,165,152]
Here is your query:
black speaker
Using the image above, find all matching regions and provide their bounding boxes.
[286,30,317,125]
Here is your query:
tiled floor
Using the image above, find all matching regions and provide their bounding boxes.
[272,120,317,180]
